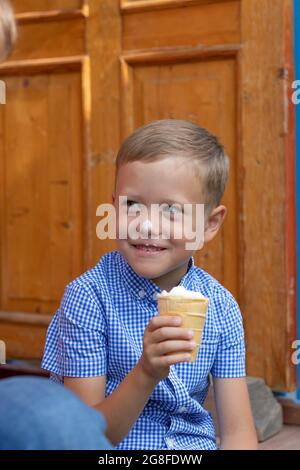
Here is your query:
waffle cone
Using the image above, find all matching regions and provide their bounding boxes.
[158,296,209,362]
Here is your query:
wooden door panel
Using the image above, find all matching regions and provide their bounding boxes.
[122,1,240,49]
[1,72,83,314]
[129,58,238,298]
[7,19,85,61]
[12,1,82,13]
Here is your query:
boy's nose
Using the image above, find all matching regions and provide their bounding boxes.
[140,219,152,234]
[140,216,160,239]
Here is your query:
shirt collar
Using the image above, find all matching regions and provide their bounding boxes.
[117,251,196,303]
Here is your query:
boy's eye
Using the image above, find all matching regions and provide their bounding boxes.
[127,200,143,213]
[162,204,183,215]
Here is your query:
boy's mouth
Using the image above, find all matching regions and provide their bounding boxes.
[131,243,167,253]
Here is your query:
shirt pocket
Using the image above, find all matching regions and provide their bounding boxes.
[187,330,219,385]
[174,333,219,394]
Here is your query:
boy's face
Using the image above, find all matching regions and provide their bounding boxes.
[113,156,225,290]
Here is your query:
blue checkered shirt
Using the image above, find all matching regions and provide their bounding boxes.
[42,250,246,450]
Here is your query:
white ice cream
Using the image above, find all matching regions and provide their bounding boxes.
[140,219,153,233]
[157,286,206,299]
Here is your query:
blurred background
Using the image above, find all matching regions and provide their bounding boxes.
[0,0,299,448]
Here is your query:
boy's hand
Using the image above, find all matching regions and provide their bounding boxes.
[138,315,195,383]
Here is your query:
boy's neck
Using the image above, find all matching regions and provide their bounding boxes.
[151,260,190,292]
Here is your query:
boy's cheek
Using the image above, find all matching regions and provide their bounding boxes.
[116,216,128,240]
[116,215,146,241]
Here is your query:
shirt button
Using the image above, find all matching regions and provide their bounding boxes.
[178,406,187,414]
[138,289,146,298]
[165,437,175,449]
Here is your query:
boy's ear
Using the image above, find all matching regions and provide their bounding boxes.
[204,205,227,243]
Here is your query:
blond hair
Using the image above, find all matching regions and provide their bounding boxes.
[0,0,16,61]
[115,119,229,214]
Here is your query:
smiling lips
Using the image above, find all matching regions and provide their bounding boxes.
[131,243,167,252]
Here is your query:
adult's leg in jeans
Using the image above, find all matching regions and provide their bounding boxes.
[0,376,113,450]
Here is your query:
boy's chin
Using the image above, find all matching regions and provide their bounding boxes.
[128,260,167,280]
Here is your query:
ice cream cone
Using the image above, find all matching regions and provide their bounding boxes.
[157,295,209,362]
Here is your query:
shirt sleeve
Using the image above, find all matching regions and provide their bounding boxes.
[42,282,108,378]
[210,295,246,378]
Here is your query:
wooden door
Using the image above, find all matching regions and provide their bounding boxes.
[0,0,296,391]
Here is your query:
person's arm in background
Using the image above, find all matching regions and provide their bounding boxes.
[213,377,258,450]
[0,0,17,61]
[65,315,195,447]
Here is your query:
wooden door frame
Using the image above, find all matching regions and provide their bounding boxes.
[239,0,296,390]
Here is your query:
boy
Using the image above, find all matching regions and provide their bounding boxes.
[42,120,257,450]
